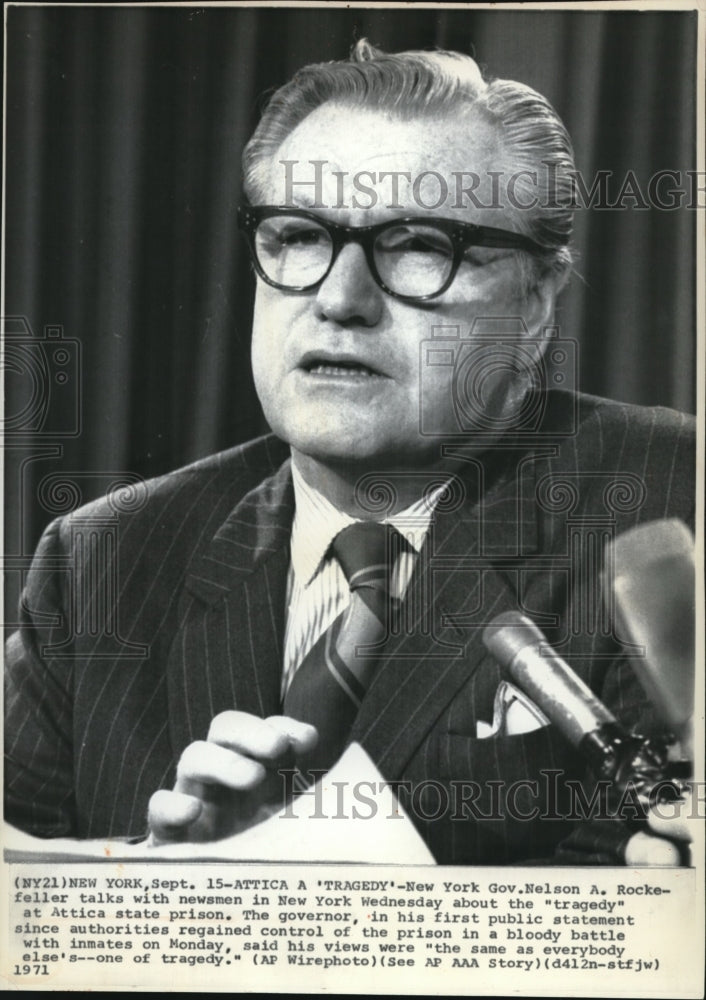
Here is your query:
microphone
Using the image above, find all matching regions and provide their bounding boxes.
[482,517,695,803]
[604,518,694,747]
[482,611,639,779]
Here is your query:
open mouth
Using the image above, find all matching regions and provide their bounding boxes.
[300,355,385,378]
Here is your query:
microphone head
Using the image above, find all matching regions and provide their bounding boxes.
[605,518,695,733]
[482,611,545,667]
[483,611,618,749]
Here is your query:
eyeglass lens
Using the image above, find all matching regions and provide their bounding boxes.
[253,215,456,297]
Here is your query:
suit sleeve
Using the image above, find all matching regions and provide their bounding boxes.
[4,517,78,837]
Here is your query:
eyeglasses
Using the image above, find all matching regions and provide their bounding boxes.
[237,205,547,302]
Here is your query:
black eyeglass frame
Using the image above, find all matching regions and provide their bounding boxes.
[237,204,549,302]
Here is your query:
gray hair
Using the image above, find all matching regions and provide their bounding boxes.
[243,40,576,288]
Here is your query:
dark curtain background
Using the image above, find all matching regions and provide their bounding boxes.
[4,6,697,624]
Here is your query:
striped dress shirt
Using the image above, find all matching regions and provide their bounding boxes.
[281,462,447,697]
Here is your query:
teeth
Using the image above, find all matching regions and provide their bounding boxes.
[308,364,376,377]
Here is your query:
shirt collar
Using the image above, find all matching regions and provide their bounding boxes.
[290,461,448,587]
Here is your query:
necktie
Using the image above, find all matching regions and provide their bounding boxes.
[284,521,405,774]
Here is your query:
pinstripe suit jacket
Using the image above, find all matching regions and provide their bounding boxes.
[4,390,695,864]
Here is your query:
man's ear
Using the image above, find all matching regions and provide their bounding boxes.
[523,271,563,348]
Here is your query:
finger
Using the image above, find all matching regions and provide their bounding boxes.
[174,740,266,793]
[207,711,293,762]
[624,830,682,867]
[647,792,693,843]
[265,715,319,754]
[147,789,203,844]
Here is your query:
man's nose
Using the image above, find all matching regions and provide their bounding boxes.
[314,242,384,326]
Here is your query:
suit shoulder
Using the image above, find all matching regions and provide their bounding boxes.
[544,390,695,521]
[59,433,290,537]
[138,432,290,502]
[544,390,695,460]
[576,391,695,440]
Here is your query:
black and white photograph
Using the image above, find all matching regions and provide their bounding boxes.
[2,2,703,994]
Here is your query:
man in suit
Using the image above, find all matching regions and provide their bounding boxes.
[5,43,695,864]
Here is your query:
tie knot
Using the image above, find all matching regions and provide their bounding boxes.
[332,521,404,589]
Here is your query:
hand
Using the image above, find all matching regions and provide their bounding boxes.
[146,712,317,845]
[624,785,694,866]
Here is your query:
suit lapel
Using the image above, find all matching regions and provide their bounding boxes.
[351,446,544,778]
[165,458,294,756]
